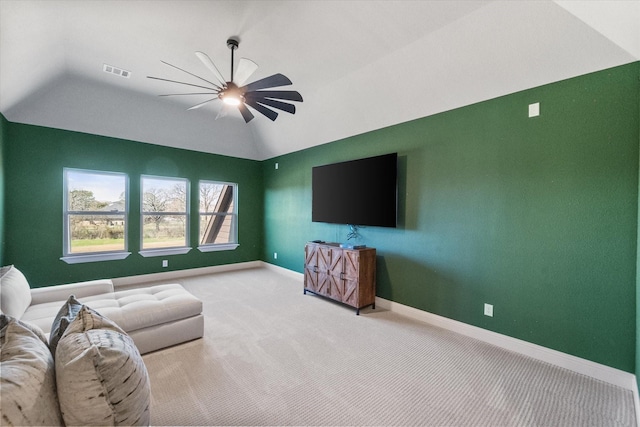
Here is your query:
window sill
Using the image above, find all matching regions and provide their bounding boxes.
[198,243,239,252]
[139,247,192,257]
[61,252,131,264]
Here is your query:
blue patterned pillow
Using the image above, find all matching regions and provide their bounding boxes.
[48,294,83,358]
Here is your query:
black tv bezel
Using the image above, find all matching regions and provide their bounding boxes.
[311,152,398,228]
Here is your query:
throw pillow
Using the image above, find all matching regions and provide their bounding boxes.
[0,312,48,345]
[0,314,64,426]
[0,265,32,318]
[55,305,151,426]
[49,294,83,357]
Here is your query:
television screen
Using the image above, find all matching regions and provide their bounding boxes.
[312,153,397,228]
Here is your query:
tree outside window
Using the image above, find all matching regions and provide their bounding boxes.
[141,176,189,250]
[63,169,128,256]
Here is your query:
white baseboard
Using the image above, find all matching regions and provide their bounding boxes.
[375,296,635,390]
[111,260,263,287]
[262,262,305,280]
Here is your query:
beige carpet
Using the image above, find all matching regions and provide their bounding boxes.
[142,267,636,426]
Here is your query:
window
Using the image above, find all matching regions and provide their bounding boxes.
[140,175,190,256]
[61,168,130,264]
[198,181,238,252]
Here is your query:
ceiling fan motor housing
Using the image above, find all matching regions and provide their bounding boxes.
[219,82,244,106]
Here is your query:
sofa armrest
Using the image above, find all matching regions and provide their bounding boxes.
[30,279,115,306]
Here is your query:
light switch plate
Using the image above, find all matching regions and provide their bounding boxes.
[529,102,540,118]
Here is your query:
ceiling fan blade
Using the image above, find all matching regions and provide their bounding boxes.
[148,76,218,92]
[187,97,218,111]
[195,51,226,86]
[245,99,279,121]
[242,73,292,92]
[246,90,303,102]
[234,58,258,86]
[159,92,218,97]
[237,103,255,123]
[160,61,221,90]
[248,97,296,114]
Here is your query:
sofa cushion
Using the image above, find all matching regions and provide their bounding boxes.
[49,294,83,357]
[22,283,202,337]
[0,314,64,426]
[0,265,32,318]
[55,305,150,426]
[22,290,122,335]
[30,279,114,306]
[110,284,203,332]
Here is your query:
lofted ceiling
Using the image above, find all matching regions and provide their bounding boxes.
[1,1,638,161]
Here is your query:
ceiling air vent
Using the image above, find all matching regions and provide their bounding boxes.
[103,64,131,78]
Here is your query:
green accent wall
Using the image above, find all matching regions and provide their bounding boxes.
[263,62,640,372]
[0,113,6,265]
[4,123,263,286]
[637,68,640,392]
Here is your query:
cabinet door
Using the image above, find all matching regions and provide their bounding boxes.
[304,244,318,292]
[342,251,360,307]
[304,244,317,267]
[304,268,318,293]
[354,249,377,307]
[327,249,344,301]
[315,246,332,296]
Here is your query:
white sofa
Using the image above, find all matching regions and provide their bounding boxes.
[0,265,204,354]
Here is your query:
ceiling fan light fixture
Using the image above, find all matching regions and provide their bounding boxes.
[219,83,243,106]
[222,95,241,106]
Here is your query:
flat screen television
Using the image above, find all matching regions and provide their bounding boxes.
[312,153,397,228]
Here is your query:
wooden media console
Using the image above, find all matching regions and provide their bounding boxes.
[303,242,376,315]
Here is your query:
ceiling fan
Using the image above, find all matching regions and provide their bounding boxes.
[147,37,303,123]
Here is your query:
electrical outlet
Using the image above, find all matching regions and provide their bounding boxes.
[484,303,493,317]
[162,260,168,268]
[273,252,278,260]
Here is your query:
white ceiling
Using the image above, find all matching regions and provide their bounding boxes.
[1,1,638,161]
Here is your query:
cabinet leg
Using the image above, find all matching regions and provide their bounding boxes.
[303,289,307,295]
[356,308,360,315]
[372,302,375,310]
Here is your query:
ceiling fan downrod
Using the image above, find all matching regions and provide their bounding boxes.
[227,37,239,83]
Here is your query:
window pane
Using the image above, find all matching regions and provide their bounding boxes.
[64,168,128,259]
[199,183,233,213]
[200,214,235,244]
[142,215,187,249]
[67,170,125,211]
[69,215,125,253]
[199,181,237,247]
[141,176,189,251]
[142,177,187,212]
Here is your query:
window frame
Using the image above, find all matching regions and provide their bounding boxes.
[197,180,239,252]
[139,174,191,257]
[61,168,131,264]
